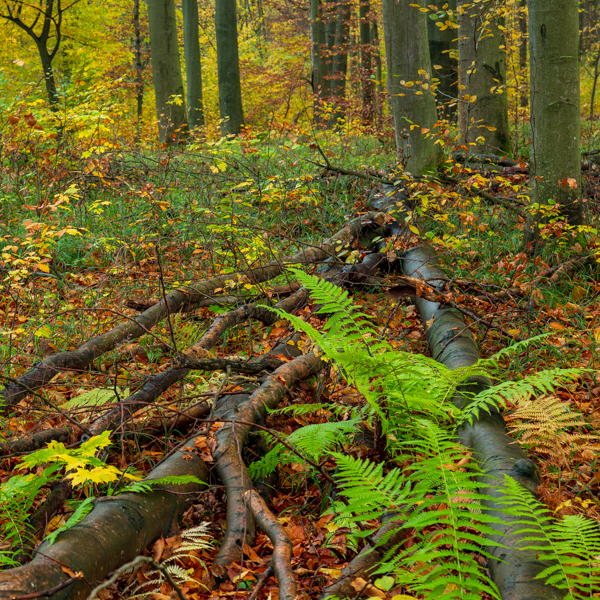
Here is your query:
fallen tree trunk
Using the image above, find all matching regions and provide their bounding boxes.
[0,441,210,600]
[1,212,385,410]
[402,244,562,600]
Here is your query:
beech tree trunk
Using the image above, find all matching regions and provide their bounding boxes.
[216,0,245,135]
[383,0,442,174]
[182,0,204,129]
[427,0,458,117]
[327,0,351,127]
[359,0,375,124]
[146,0,188,142]
[133,0,145,142]
[457,0,510,153]
[528,0,583,226]
[310,0,327,123]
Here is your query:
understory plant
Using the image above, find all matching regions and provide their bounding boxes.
[250,268,600,599]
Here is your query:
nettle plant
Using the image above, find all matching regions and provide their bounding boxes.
[250,268,600,600]
[0,431,201,567]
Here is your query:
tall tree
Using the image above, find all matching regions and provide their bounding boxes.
[182,0,204,129]
[327,0,351,127]
[427,0,458,116]
[216,0,244,135]
[359,0,375,124]
[132,0,147,143]
[383,0,441,173]
[146,0,187,142]
[310,0,326,123]
[0,0,68,109]
[457,0,510,153]
[528,0,582,226]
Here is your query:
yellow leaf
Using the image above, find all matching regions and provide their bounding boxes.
[37,263,50,273]
[409,224,420,235]
[433,64,443,70]
[549,322,566,331]
[593,327,600,344]
[35,325,52,338]
[572,285,586,301]
[320,568,342,578]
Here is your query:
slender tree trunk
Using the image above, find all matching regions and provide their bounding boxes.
[327,0,351,127]
[37,44,59,109]
[383,0,442,174]
[457,0,510,153]
[133,0,144,142]
[528,0,583,227]
[518,0,528,107]
[182,0,204,129]
[215,0,245,135]
[427,0,458,117]
[591,49,600,119]
[359,0,374,124]
[146,0,188,142]
[371,21,383,126]
[310,0,326,123]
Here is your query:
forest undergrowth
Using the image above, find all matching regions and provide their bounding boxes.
[2,120,600,599]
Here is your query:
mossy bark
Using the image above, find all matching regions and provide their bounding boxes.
[457,0,510,153]
[382,0,442,174]
[528,0,583,226]
[146,0,188,142]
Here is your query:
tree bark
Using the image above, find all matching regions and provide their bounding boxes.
[528,0,583,226]
[182,0,205,129]
[146,0,188,142]
[402,244,563,600]
[132,0,145,142]
[359,0,374,124]
[427,0,458,117]
[457,0,510,153]
[383,0,442,174]
[216,0,245,135]
[327,0,351,128]
[0,446,209,600]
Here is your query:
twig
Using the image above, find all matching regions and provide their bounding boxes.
[12,576,79,600]
[155,242,178,353]
[86,556,188,600]
[248,563,274,600]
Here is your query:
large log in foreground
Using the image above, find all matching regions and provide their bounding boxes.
[402,244,562,600]
[1,212,386,410]
[0,446,210,600]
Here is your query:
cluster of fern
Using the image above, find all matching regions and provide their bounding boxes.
[249,268,600,600]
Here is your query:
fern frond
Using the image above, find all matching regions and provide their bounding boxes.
[477,333,558,368]
[459,368,583,424]
[500,475,600,597]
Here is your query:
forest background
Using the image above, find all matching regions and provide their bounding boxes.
[3,1,600,600]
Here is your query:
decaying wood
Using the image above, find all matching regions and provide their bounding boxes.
[402,244,562,600]
[0,440,210,600]
[1,212,385,410]
[244,490,296,600]
[321,518,408,599]
[211,347,326,577]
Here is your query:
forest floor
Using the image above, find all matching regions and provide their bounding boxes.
[2,127,600,599]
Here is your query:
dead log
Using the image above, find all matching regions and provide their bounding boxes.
[211,348,326,577]
[1,212,385,410]
[244,490,296,600]
[402,244,562,600]
[0,440,210,600]
[321,518,409,599]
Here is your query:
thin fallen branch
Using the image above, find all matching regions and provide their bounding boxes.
[402,244,562,600]
[86,556,188,600]
[321,518,408,599]
[1,212,384,409]
[244,490,296,600]
[211,347,326,577]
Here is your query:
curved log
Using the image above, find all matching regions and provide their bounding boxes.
[244,490,296,600]
[0,440,210,600]
[402,244,562,600]
[211,346,325,577]
[1,212,385,410]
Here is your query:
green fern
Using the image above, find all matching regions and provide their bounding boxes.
[459,368,583,425]
[500,475,600,599]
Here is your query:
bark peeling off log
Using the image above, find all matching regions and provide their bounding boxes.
[211,348,326,577]
[1,212,385,410]
[0,446,209,600]
[244,490,296,600]
[402,244,562,600]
